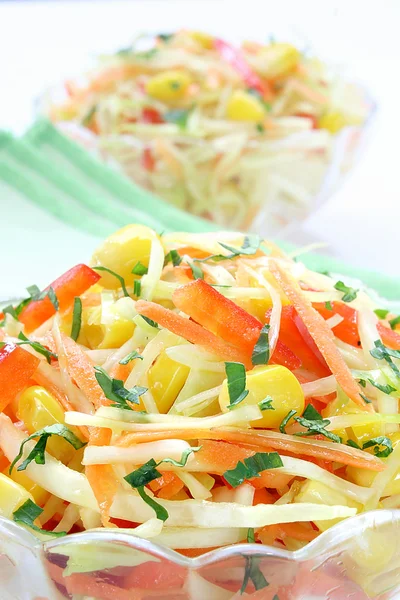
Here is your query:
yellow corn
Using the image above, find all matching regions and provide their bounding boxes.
[261,43,300,78]
[190,31,214,50]
[8,469,49,506]
[0,473,34,518]
[226,90,265,122]
[148,351,190,413]
[318,111,348,134]
[91,224,160,290]
[17,386,75,463]
[294,480,361,531]
[146,71,192,103]
[219,364,304,428]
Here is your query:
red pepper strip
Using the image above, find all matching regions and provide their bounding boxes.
[173,280,300,370]
[377,321,400,350]
[313,302,360,348]
[141,107,163,124]
[19,264,100,333]
[267,305,330,377]
[214,38,272,98]
[0,344,40,412]
[141,147,156,172]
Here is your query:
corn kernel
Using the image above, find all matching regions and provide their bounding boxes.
[318,111,348,134]
[261,43,300,78]
[146,71,192,103]
[0,473,34,518]
[17,386,75,463]
[226,90,265,122]
[219,364,304,428]
[91,224,160,290]
[148,351,190,413]
[294,480,361,531]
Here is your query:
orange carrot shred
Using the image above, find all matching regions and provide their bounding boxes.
[86,427,118,527]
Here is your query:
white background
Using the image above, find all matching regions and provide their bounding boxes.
[0,0,399,295]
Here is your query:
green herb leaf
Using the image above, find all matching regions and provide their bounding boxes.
[119,350,143,365]
[94,366,147,410]
[82,105,97,126]
[137,485,169,521]
[256,123,265,133]
[334,281,358,303]
[71,297,82,342]
[370,340,400,377]
[294,406,342,444]
[302,404,322,421]
[223,452,283,488]
[27,284,41,298]
[247,527,256,543]
[360,393,372,404]
[140,315,159,329]
[251,324,270,366]
[124,458,161,487]
[325,301,333,311]
[225,362,249,409]
[9,424,86,474]
[279,410,297,434]
[365,378,396,395]
[259,396,274,411]
[164,250,182,267]
[161,446,201,468]
[133,280,141,297]
[347,439,361,449]
[93,266,129,298]
[47,287,59,311]
[132,262,148,276]
[362,436,393,458]
[241,554,269,594]
[374,309,389,319]
[17,332,57,364]
[188,260,204,280]
[158,33,174,42]
[13,499,66,537]
[389,315,400,330]
[219,234,261,259]
[164,109,191,129]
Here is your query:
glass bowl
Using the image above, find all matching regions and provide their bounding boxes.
[3,509,400,599]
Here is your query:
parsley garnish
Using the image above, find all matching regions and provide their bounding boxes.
[325,301,333,311]
[9,424,86,474]
[133,280,141,297]
[370,340,400,377]
[241,526,269,593]
[94,366,147,410]
[140,315,159,329]
[225,362,249,409]
[279,409,297,434]
[164,109,191,129]
[164,250,182,267]
[13,499,66,537]
[93,266,129,298]
[374,309,389,319]
[16,332,57,364]
[358,377,396,396]
[132,262,148,276]
[347,439,361,449]
[223,452,283,488]
[136,486,168,521]
[251,324,270,366]
[362,436,393,458]
[219,234,261,259]
[188,260,204,280]
[294,404,342,443]
[334,281,358,303]
[71,297,82,342]
[389,315,400,330]
[259,396,274,411]
[119,350,143,365]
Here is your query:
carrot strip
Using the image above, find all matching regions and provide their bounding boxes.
[378,321,400,350]
[258,522,318,543]
[109,361,132,383]
[149,472,184,499]
[135,300,252,367]
[115,427,384,471]
[86,427,119,527]
[269,260,372,412]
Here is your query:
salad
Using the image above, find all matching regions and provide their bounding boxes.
[46,30,371,231]
[0,224,399,597]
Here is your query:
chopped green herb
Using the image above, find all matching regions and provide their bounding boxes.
[93,266,129,298]
[46,287,59,311]
[158,33,174,42]
[374,309,389,319]
[362,436,393,458]
[94,366,147,410]
[140,315,159,329]
[370,340,400,377]
[279,409,297,434]
[119,350,143,365]
[256,123,265,133]
[70,297,82,342]
[219,234,261,259]
[325,301,333,311]
[225,362,249,409]
[362,377,396,395]
[17,332,57,364]
[251,324,270,366]
[358,379,367,388]
[188,260,204,280]
[294,405,341,443]
[389,315,400,330]
[164,108,191,129]
[347,439,361,449]
[133,280,141,297]
[136,48,158,60]
[259,396,274,411]
[124,458,161,487]
[132,262,148,276]
[334,281,358,303]
[170,81,181,90]
[82,105,97,126]
[247,527,256,543]
[360,393,372,404]
[223,452,283,488]
[9,424,86,474]
[13,499,66,537]
[137,485,168,521]
[241,554,269,595]
[164,250,182,267]
[26,284,41,298]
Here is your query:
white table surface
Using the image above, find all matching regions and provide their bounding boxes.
[0,0,399,296]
